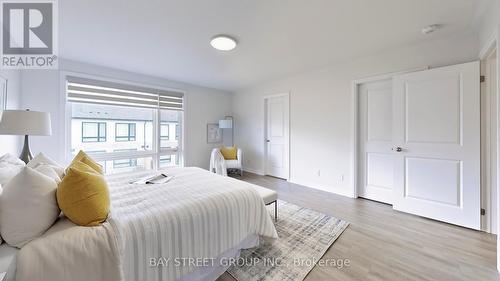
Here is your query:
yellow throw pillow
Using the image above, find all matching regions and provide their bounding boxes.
[70,150,103,174]
[57,161,110,226]
[220,146,237,160]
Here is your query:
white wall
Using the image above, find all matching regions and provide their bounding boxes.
[233,33,479,197]
[0,70,22,156]
[21,59,232,168]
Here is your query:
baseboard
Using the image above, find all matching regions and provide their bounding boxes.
[288,177,355,198]
[243,168,265,175]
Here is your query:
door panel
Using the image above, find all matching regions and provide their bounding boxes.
[366,153,394,190]
[405,157,461,206]
[367,89,393,141]
[405,76,461,144]
[358,80,394,204]
[393,61,480,230]
[265,95,289,179]
[269,102,284,137]
[269,144,284,167]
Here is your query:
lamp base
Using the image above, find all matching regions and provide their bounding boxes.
[19,135,33,164]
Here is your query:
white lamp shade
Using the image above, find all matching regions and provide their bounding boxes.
[219,119,233,129]
[0,110,52,136]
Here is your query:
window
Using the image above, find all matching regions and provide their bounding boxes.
[113,158,136,168]
[160,123,170,149]
[67,76,184,175]
[85,149,106,154]
[113,149,138,168]
[160,155,171,164]
[160,111,181,150]
[159,154,179,168]
[82,122,106,142]
[115,123,136,142]
[104,157,153,175]
[161,123,169,140]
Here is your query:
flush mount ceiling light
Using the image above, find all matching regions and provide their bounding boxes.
[421,24,441,35]
[210,35,237,51]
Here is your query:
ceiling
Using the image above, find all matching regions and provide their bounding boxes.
[60,0,490,91]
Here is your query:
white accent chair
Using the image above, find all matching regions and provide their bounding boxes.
[224,148,243,176]
[210,148,243,176]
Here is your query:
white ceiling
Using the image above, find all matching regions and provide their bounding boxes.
[60,0,490,91]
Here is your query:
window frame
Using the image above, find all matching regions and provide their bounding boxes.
[81,122,107,143]
[115,123,137,142]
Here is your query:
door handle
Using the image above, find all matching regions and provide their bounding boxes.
[266,140,270,143]
[392,147,403,152]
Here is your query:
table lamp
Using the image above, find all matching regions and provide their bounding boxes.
[0,109,52,163]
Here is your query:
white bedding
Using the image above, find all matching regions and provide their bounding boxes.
[0,244,18,281]
[14,218,122,281]
[14,167,278,281]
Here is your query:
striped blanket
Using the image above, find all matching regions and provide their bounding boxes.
[14,167,277,281]
[107,167,278,281]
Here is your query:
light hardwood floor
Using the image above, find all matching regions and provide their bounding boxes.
[217,173,500,281]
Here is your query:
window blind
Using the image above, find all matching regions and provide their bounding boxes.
[66,76,184,110]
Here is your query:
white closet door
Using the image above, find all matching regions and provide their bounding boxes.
[358,79,394,204]
[392,61,480,230]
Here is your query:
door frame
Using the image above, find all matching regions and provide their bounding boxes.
[263,93,290,181]
[480,39,498,234]
[351,68,427,199]
[479,24,500,271]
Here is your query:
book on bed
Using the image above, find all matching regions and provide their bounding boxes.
[130,173,173,184]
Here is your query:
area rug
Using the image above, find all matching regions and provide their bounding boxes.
[227,201,349,281]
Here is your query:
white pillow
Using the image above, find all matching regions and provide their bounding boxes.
[0,154,24,166]
[0,167,60,248]
[0,154,25,186]
[0,154,25,244]
[34,164,62,183]
[27,153,65,178]
[27,152,59,167]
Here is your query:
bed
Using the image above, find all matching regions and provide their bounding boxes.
[9,167,278,281]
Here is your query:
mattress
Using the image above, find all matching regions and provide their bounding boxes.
[13,167,277,281]
[107,167,278,281]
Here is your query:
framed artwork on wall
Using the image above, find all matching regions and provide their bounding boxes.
[207,123,221,143]
[0,76,6,110]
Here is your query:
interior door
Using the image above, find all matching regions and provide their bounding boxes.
[358,79,394,204]
[265,95,289,179]
[392,61,480,229]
